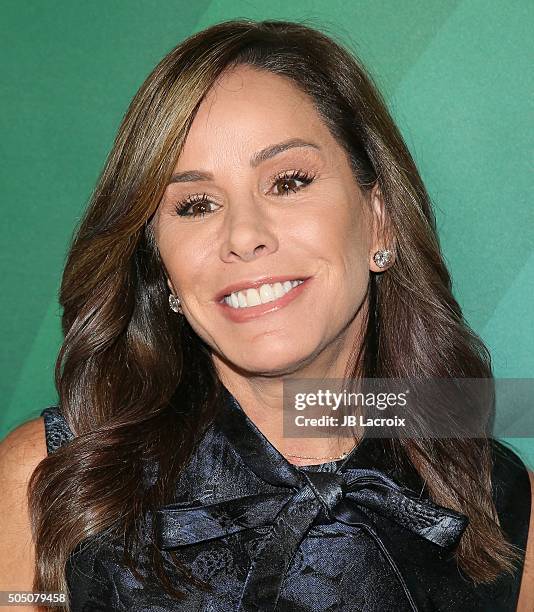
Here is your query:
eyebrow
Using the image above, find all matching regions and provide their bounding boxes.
[167,138,321,184]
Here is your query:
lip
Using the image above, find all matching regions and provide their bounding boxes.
[216,276,313,323]
[214,275,312,303]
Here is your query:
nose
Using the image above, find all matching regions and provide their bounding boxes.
[219,200,279,263]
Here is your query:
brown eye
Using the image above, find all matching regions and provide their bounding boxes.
[272,170,315,196]
[190,201,210,216]
[174,194,218,218]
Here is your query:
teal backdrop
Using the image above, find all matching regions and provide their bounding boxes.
[2,1,533,465]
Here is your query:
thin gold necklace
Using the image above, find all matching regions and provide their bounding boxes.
[285,445,356,461]
[285,451,349,461]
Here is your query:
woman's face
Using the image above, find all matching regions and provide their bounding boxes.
[154,65,387,376]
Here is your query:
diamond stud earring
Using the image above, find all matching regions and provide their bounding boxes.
[168,293,183,314]
[373,249,393,269]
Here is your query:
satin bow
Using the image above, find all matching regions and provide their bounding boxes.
[155,466,468,611]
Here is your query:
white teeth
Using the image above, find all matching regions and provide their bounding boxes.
[245,288,261,306]
[259,284,275,303]
[223,279,304,309]
[272,282,285,299]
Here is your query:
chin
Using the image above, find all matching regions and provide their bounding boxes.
[232,342,317,377]
[240,360,309,378]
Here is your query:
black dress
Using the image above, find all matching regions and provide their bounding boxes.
[40,386,531,611]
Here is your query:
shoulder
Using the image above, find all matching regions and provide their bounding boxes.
[0,417,48,510]
[0,416,48,474]
[0,417,48,589]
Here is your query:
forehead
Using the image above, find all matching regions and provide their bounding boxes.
[175,65,334,168]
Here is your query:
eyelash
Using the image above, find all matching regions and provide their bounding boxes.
[173,169,317,218]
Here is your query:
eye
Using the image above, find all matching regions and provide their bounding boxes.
[172,169,316,219]
[173,193,219,218]
[271,169,316,196]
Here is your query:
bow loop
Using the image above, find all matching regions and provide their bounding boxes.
[340,468,468,550]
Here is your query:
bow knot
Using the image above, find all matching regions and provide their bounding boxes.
[301,471,345,522]
[155,466,468,611]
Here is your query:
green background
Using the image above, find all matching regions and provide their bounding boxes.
[2,1,533,465]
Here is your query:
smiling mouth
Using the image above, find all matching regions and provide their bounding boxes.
[222,279,305,309]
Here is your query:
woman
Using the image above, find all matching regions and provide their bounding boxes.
[1,19,532,611]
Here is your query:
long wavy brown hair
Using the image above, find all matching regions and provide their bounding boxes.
[28,18,522,610]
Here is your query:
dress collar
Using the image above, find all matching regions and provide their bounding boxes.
[215,384,413,488]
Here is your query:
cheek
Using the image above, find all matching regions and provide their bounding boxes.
[338,211,372,298]
[157,224,206,274]
[290,195,369,264]
[301,199,370,308]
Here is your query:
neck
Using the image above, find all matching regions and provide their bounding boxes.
[212,312,366,465]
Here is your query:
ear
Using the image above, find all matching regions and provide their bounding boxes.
[166,277,175,294]
[368,183,396,272]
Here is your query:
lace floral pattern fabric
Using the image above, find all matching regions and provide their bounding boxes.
[41,406,74,454]
[40,390,531,611]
